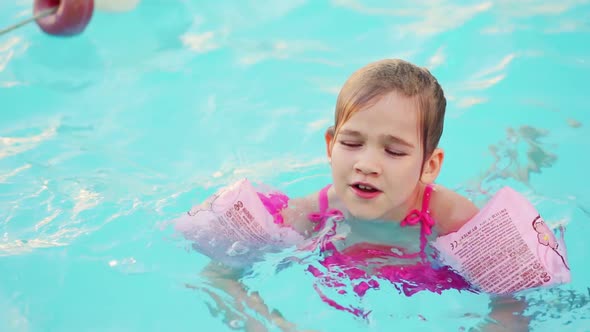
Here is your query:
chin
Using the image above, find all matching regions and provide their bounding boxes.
[346,207,383,221]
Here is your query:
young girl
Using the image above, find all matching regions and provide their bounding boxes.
[195,59,530,332]
[283,58,479,242]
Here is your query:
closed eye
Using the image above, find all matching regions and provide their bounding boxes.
[386,149,407,157]
[339,141,362,148]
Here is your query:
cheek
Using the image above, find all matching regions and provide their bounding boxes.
[386,155,422,175]
[330,148,352,170]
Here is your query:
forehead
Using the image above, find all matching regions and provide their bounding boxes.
[340,91,421,142]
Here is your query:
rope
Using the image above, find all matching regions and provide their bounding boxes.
[0,7,58,37]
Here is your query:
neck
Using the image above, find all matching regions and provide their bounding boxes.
[326,185,351,218]
[385,183,427,222]
[328,183,429,223]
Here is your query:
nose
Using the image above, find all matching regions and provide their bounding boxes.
[354,151,381,176]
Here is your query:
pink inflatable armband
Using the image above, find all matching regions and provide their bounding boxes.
[173,179,304,267]
[432,187,570,294]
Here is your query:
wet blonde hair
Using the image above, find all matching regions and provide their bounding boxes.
[331,59,446,166]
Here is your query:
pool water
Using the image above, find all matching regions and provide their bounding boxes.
[1,1,589,331]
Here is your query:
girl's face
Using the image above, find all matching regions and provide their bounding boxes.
[327,91,433,221]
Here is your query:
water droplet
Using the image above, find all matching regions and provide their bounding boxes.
[230,319,244,328]
[390,247,403,255]
[122,257,136,265]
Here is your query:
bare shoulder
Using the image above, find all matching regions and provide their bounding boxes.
[280,192,321,238]
[429,184,480,236]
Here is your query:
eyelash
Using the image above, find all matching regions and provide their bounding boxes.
[339,141,407,157]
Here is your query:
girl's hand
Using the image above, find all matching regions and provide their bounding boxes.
[471,296,530,332]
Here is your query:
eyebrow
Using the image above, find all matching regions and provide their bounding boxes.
[339,129,415,148]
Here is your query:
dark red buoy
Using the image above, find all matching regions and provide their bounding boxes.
[34,0,94,37]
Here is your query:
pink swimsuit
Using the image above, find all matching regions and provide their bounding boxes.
[305,184,477,317]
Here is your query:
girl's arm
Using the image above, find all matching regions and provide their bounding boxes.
[430,186,531,331]
[194,262,304,332]
[429,184,480,236]
[189,192,323,332]
[279,193,321,238]
[472,296,530,332]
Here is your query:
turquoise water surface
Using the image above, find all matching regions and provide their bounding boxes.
[1,1,589,331]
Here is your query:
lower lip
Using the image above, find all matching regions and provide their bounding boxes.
[350,186,382,199]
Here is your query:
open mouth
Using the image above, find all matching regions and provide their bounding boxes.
[352,183,380,193]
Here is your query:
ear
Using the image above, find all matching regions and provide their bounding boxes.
[325,126,335,159]
[420,148,444,184]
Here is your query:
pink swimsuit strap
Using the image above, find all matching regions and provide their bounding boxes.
[401,184,436,235]
[307,184,343,232]
[400,184,436,259]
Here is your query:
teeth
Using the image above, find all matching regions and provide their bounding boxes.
[358,184,374,190]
